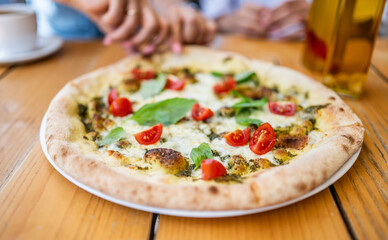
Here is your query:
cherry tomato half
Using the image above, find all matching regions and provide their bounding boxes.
[166,78,185,90]
[268,101,296,116]
[109,97,133,117]
[191,103,214,121]
[131,68,156,80]
[213,77,236,94]
[201,159,227,180]
[249,122,276,155]
[224,128,251,147]
[108,88,119,105]
[134,123,163,145]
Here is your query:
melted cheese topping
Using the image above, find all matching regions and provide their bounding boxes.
[95,73,324,181]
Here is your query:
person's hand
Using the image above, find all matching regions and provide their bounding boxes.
[215,3,271,38]
[55,0,169,55]
[166,4,217,53]
[54,0,130,33]
[104,0,169,55]
[266,0,310,40]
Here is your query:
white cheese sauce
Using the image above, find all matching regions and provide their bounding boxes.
[97,73,324,176]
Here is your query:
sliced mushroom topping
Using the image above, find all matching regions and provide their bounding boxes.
[116,140,131,148]
[217,106,235,117]
[120,78,140,92]
[92,114,104,132]
[234,86,276,101]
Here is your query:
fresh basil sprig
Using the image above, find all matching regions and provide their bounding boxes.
[232,97,267,112]
[234,71,257,84]
[211,71,257,85]
[131,98,196,126]
[231,91,265,126]
[140,73,167,99]
[236,117,263,127]
[211,71,223,78]
[232,98,267,110]
[190,143,213,169]
[98,127,126,146]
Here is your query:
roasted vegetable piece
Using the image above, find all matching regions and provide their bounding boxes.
[144,148,188,174]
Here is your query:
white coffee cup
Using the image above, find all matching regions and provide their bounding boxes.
[0,4,37,55]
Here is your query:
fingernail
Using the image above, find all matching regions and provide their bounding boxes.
[103,37,112,45]
[122,41,132,49]
[124,48,136,55]
[143,45,155,55]
[172,42,182,54]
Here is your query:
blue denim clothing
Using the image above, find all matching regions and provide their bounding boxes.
[27,0,103,39]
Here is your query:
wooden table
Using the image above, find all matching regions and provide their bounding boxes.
[0,35,387,240]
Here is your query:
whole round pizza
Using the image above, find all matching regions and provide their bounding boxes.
[44,47,364,210]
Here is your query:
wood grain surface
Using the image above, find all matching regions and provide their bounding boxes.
[372,39,388,82]
[0,35,387,240]
[156,190,350,240]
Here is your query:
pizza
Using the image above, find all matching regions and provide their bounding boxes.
[44,47,364,210]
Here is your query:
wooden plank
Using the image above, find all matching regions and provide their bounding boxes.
[332,69,388,240]
[372,38,388,80]
[209,35,388,239]
[0,65,12,80]
[0,142,152,240]
[254,37,388,240]
[156,189,350,240]
[0,41,125,190]
[156,36,350,240]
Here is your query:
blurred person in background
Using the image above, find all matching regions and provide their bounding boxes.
[2,0,387,53]
[25,0,215,54]
[200,0,311,40]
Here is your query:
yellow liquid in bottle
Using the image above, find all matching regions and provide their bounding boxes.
[303,0,386,98]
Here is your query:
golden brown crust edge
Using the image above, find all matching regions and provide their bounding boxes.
[44,46,364,210]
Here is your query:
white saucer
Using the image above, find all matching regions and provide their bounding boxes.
[0,36,63,65]
[40,113,361,218]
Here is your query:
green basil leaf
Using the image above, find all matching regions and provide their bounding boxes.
[232,97,267,110]
[234,71,256,84]
[131,98,196,126]
[211,71,223,78]
[98,127,126,146]
[190,143,213,169]
[140,73,167,99]
[231,90,249,101]
[236,118,263,126]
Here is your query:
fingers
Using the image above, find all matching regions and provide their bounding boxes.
[216,3,270,36]
[235,17,267,38]
[168,7,182,53]
[104,0,140,44]
[178,6,217,45]
[182,15,198,43]
[277,28,305,41]
[152,18,169,48]
[268,0,309,31]
[101,0,126,31]
[130,6,160,51]
[195,17,207,44]
[203,19,217,44]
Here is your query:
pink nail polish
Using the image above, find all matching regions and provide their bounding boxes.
[122,41,132,48]
[103,38,112,45]
[172,42,182,54]
[143,45,155,55]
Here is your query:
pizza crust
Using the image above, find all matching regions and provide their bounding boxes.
[45,46,364,210]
